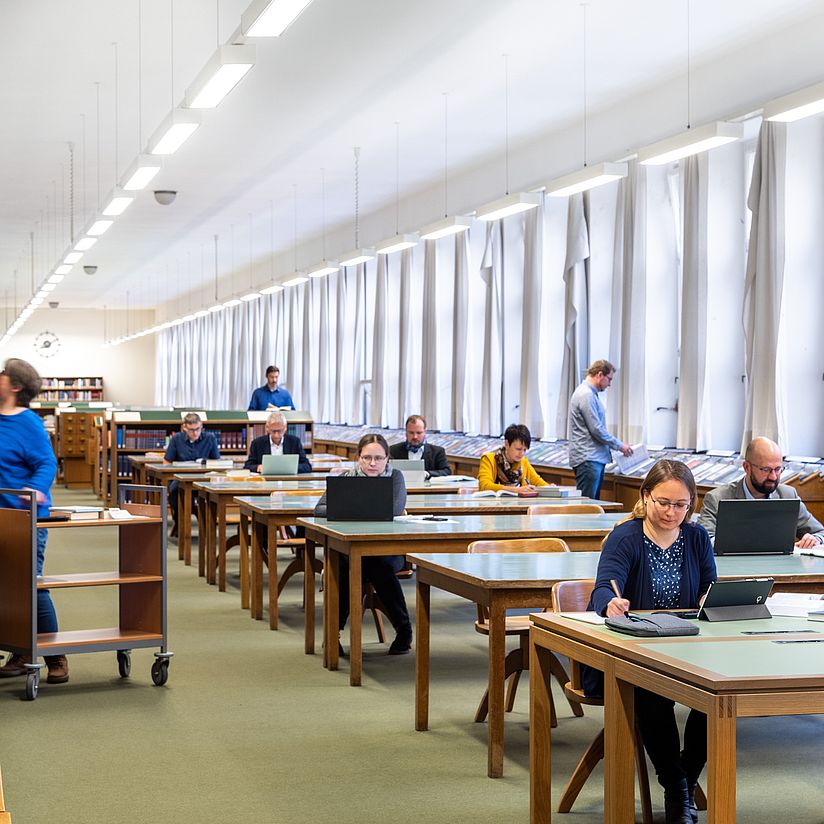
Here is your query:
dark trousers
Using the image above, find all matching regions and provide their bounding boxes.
[168,480,180,521]
[37,528,58,633]
[634,688,707,786]
[338,554,411,632]
[573,460,606,500]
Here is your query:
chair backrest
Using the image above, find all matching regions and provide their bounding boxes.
[552,579,597,691]
[529,503,605,515]
[467,537,570,554]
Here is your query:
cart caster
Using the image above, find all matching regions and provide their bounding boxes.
[117,650,131,678]
[24,668,40,701]
[151,652,173,686]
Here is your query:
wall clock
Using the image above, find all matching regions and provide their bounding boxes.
[34,331,61,358]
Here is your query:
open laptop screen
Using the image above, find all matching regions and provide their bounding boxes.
[712,498,800,555]
[325,476,395,521]
[261,454,299,475]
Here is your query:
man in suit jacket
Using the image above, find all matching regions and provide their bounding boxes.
[697,436,824,548]
[245,411,311,474]
[388,414,450,479]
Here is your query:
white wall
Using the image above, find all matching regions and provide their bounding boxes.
[4,309,156,405]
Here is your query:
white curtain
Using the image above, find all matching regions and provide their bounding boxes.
[333,271,347,422]
[349,264,366,423]
[479,221,504,435]
[609,160,648,444]
[370,254,388,424]
[741,120,789,451]
[556,192,590,437]
[677,154,711,449]
[420,240,438,428]
[450,230,469,432]
[520,197,545,437]
[396,249,412,426]
[316,275,331,421]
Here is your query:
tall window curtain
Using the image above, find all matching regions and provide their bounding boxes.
[677,154,711,449]
[349,263,367,423]
[420,240,438,428]
[396,248,412,426]
[479,221,504,435]
[369,254,388,424]
[609,160,648,444]
[741,120,788,451]
[333,270,347,422]
[450,229,469,432]
[520,197,545,437]
[316,275,331,421]
[556,192,590,437]
[300,281,313,413]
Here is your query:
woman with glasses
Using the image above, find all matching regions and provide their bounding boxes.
[314,434,412,655]
[587,459,716,824]
[477,423,548,496]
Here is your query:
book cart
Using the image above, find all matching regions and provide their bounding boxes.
[0,485,172,700]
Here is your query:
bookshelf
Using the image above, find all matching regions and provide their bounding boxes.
[38,376,104,402]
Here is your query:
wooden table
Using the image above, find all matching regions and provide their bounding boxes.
[529,612,824,823]
[299,513,626,688]
[411,551,824,780]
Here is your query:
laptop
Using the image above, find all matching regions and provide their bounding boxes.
[391,458,426,486]
[261,453,299,475]
[325,476,395,521]
[697,577,774,622]
[713,498,800,555]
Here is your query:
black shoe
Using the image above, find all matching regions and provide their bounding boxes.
[388,625,412,655]
[664,778,693,824]
[681,751,701,824]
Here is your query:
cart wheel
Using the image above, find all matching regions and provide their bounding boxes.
[151,659,169,686]
[24,670,39,701]
[117,650,131,678]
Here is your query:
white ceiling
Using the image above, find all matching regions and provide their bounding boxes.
[2,0,823,320]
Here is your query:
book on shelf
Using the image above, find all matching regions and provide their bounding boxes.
[536,486,582,498]
[49,506,103,521]
[472,489,518,498]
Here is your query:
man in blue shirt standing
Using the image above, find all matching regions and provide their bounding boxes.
[0,358,66,684]
[567,359,633,499]
[247,365,296,411]
[164,412,220,536]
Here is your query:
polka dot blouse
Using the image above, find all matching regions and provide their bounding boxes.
[644,530,684,609]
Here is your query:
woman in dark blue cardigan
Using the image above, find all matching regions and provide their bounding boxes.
[587,459,716,824]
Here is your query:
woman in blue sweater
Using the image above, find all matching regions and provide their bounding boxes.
[588,459,716,824]
[0,359,65,684]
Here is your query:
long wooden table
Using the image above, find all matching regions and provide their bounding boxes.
[529,611,824,823]
[298,513,626,688]
[411,551,824,779]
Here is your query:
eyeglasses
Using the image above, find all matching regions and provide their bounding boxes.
[751,463,784,477]
[359,454,388,464]
[648,496,691,512]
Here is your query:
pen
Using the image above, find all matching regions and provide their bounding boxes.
[610,579,630,618]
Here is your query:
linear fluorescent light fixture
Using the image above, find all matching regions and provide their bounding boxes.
[419,215,472,240]
[546,162,628,197]
[184,45,256,109]
[64,252,83,264]
[306,260,338,278]
[763,80,824,123]
[476,192,541,221]
[121,154,163,190]
[241,0,313,37]
[54,265,72,275]
[338,249,375,267]
[148,110,201,155]
[87,219,114,236]
[30,297,44,305]
[102,187,135,216]
[74,237,97,251]
[40,284,56,293]
[48,274,65,284]
[639,121,743,166]
[260,283,285,293]
[281,274,309,286]
[376,233,419,255]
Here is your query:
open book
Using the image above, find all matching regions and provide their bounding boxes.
[472,489,518,498]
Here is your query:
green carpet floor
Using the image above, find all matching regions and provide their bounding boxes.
[2,488,823,823]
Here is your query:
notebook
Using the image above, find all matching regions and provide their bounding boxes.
[325,476,395,521]
[713,498,800,555]
[261,453,299,475]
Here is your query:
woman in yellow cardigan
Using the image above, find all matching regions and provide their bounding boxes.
[477,424,548,496]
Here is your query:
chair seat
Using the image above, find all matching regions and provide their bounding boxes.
[563,682,605,708]
[473,615,532,637]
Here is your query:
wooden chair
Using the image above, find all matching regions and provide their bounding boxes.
[551,579,652,822]
[529,503,605,515]
[466,538,583,726]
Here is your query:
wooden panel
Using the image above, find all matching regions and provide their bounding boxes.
[38,572,163,588]
[0,507,35,651]
[120,581,163,634]
[37,627,161,649]
[120,520,162,576]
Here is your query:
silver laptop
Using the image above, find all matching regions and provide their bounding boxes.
[261,453,299,475]
[391,458,426,486]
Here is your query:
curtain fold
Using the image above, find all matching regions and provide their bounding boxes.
[300,281,312,413]
[450,230,469,432]
[479,221,504,435]
[370,254,387,424]
[349,264,366,423]
[556,192,590,437]
[420,240,438,428]
[677,154,711,449]
[741,120,788,450]
[397,248,411,426]
[333,271,347,422]
[316,275,330,421]
[520,198,545,437]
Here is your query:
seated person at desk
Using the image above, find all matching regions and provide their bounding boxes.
[245,411,311,474]
[0,358,66,684]
[697,436,824,548]
[388,414,450,479]
[247,365,295,411]
[477,423,548,496]
[313,434,412,655]
[587,459,716,824]
[163,413,220,536]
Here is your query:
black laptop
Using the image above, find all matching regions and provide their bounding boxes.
[325,476,395,521]
[712,499,800,556]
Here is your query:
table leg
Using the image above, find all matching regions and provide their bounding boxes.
[414,578,431,731]
[487,597,506,778]
[529,634,554,824]
[239,512,250,610]
[349,552,363,687]
[267,521,279,629]
[304,539,316,654]
[217,500,228,591]
[251,518,263,620]
[707,696,737,824]
[604,669,635,824]
[326,546,340,671]
[181,483,192,565]
[206,499,217,584]
[197,495,207,578]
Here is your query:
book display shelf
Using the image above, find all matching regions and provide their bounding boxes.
[38,377,104,402]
